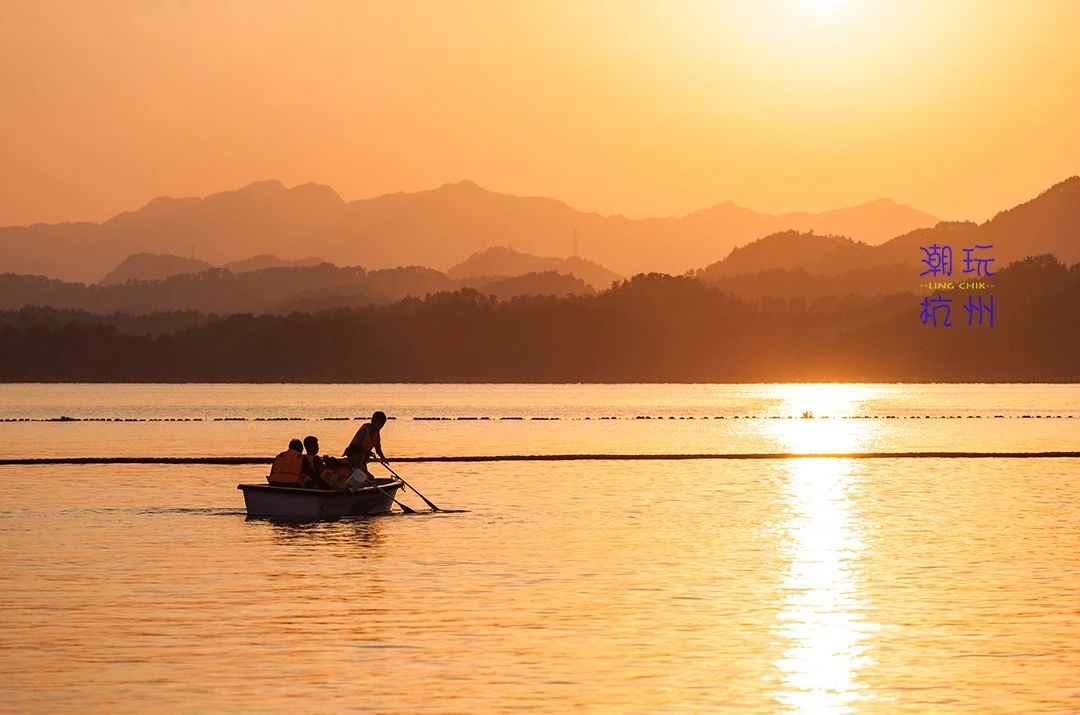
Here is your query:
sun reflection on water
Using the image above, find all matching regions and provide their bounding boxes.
[769,386,880,713]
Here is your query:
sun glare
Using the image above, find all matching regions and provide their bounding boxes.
[772,457,878,712]
[766,384,879,710]
[766,384,879,454]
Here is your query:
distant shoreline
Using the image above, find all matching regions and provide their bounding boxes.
[3,380,1080,385]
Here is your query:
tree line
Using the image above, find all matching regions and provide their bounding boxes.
[1,255,1077,382]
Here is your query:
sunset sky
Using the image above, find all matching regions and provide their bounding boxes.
[1,0,1077,226]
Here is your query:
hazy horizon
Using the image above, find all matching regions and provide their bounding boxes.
[1,175,948,229]
[2,0,1078,226]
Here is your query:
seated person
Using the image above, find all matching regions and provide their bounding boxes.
[267,438,312,487]
[301,435,332,489]
[318,455,354,491]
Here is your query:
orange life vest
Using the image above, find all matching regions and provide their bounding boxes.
[320,463,353,490]
[268,449,305,485]
[345,423,380,461]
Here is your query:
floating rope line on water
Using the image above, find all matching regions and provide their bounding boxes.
[1,451,1077,466]
[1,414,1076,423]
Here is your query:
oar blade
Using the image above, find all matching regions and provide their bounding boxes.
[381,461,443,511]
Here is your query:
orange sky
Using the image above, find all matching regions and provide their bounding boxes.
[1,0,1077,226]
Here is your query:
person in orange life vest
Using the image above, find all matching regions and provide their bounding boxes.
[317,457,354,491]
[301,435,332,489]
[268,438,312,487]
[343,410,387,488]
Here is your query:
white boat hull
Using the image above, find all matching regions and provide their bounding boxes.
[237,478,405,520]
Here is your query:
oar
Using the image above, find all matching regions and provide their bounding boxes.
[354,471,416,514]
[379,460,442,512]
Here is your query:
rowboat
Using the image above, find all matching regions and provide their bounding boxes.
[237,477,405,520]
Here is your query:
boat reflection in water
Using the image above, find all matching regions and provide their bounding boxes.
[768,385,882,713]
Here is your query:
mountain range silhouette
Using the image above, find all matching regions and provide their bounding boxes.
[2,176,1076,296]
[0,178,942,283]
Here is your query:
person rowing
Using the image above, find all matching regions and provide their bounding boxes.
[343,410,388,491]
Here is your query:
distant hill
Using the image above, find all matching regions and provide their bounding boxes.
[99,252,329,285]
[695,231,877,280]
[221,254,326,273]
[855,178,1080,270]
[0,261,597,315]
[100,253,214,285]
[447,246,621,289]
[695,176,1080,285]
[0,178,939,282]
[906,177,1080,267]
[466,271,593,301]
[679,197,935,244]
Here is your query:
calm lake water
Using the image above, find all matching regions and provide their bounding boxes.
[1,384,1078,713]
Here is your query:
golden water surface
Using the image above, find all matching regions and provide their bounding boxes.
[1,384,1078,713]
